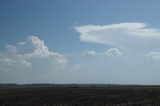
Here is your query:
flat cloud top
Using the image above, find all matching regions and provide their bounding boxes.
[75,22,160,53]
[75,23,160,39]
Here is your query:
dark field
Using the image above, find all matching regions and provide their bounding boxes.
[1,86,160,106]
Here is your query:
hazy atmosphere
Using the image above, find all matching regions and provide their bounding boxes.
[1,0,160,84]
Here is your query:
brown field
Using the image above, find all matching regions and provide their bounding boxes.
[1,86,160,106]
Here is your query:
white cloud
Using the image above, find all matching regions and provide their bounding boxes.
[0,36,67,74]
[0,52,31,72]
[82,50,96,55]
[103,48,122,56]
[0,36,69,83]
[75,23,160,53]
[2,34,160,84]
[6,36,61,58]
[81,48,122,56]
[148,52,160,60]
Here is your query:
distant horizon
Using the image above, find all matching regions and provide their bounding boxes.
[0,82,159,86]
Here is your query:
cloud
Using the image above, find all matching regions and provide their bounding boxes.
[5,36,61,58]
[0,36,68,83]
[103,48,122,56]
[1,35,160,84]
[67,49,160,84]
[0,51,31,72]
[82,50,96,55]
[81,48,122,56]
[75,23,160,53]
[147,52,160,60]
[71,23,160,84]
[3,36,67,68]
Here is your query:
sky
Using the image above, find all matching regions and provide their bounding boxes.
[1,0,160,84]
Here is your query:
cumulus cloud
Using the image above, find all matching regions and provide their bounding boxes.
[75,23,160,53]
[82,50,96,55]
[6,36,61,58]
[81,48,122,56]
[3,36,67,68]
[103,48,122,56]
[0,36,68,83]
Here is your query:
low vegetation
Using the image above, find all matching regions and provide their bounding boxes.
[1,86,160,105]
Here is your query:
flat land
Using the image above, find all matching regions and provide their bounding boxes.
[1,86,160,106]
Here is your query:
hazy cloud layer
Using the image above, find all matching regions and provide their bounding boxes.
[1,28,160,84]
[66,50,160,84]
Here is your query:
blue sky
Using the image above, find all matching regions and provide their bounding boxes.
[1,0,160,53]
[1,0,160,84]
